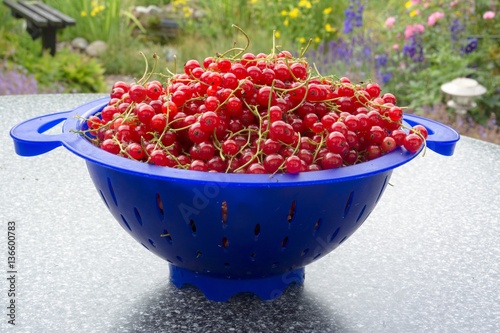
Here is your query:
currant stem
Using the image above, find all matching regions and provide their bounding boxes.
[230,24,250,58]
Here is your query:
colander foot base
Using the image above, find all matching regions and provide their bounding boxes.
[169,264,305,302]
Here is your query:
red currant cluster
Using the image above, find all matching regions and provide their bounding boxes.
[84,51,427,174]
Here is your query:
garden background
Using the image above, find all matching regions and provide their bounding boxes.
[1,0,498,143]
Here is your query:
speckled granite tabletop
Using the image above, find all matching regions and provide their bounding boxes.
[1,94,499,333]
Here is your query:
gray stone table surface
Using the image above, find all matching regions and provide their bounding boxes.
[0,94,499,333]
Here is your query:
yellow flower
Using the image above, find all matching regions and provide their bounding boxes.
[323,7,332,15]
[314,37,321,43]
[455,11,462,16]
[409,9,419,17]
[275,31,281,38]
[81,10,87,17]
[91,0,98,8]
[298,0,312,9]
[183,7,191,18]
[284,18,289,26]
[281,10,288,16]
[289,7,300,18]
[298,37,306,43]
[250,0,259,3]
[405,1,413,9]
[325,23,336,32]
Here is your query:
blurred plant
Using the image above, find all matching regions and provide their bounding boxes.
[0,8,106,94]
[0,62,38,95]
[307,0,375,82]
[169,0,345,50]
[43,0,145,44]
[20,49,107,93]
[37,0,149,75]
[371,0,500,124]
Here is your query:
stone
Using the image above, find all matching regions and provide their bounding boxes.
[85,40,108,57]
[71,37,89,51]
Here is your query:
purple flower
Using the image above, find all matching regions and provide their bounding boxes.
[343,7,356,34]
[0,63,38,95]
[375,54,388,67]
[403,33,424,62]
[462,37,478,54]
[343,0,365,34]
[450,19,464,42]
[355,2,364,27]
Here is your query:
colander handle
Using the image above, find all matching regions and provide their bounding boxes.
[10,110,77,157]
[403,114,460,156]
[11,98,107,157]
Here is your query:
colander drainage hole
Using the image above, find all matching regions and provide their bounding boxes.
[250,253,256,261]
[107,177,118,206]
[313,252,322,260]
[189,219,197,235]
[221,237,229,249]
[344,191,354,218]
[356,205,367,224]
[99,190,109,209]
[196,250,202,258]
[148,239,156,248]
[224,262,230,268]
[134,207,143,225]
[254,224,261,237]
[301,248,310,256]
[176,256,183,263]
[160,229,173,242]
[329,227,340,243]
[288,200,296,223]
[221,201,228,226]
[120,215,132,231]
[281,236,289,248]
[156,193,164,217]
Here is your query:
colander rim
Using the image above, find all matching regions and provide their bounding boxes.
[61,98,420,186]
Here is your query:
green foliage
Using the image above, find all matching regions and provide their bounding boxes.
[133,0,171,5]
[169,0,345,50]
[42,0,144,45]
[22,49,107,93]
[101,40,165,76]
[0,4,106,93]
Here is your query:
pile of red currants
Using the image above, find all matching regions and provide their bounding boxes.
[84,50,427,174]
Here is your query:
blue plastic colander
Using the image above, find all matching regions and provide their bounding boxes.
[10,97,459,301]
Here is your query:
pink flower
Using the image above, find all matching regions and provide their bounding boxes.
[404,26,413,40]
[384,17,396,29]
[483,11,495,20]
[393,44,400,50]
[450,0,458,7]
[411,0,421,4]
[428,11,445,26]
[404,24,425,40]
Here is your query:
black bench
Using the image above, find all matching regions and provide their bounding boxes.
[3,0,75,56]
